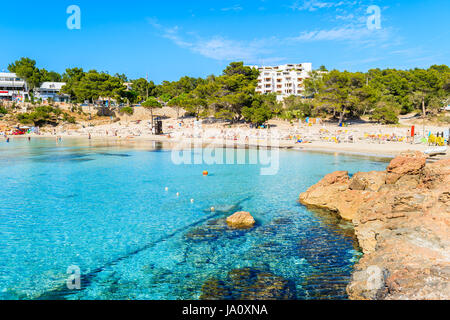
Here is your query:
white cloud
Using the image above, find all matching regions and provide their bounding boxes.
[335,13,355,21]
[148,14,394,63]
[221,5,243,12]
[291,27,373,41]
[148,18,279,62]
[290,0,345,12]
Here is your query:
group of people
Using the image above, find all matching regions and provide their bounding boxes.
[2,134,33,143]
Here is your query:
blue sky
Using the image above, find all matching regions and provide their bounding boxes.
[0,0,449,83]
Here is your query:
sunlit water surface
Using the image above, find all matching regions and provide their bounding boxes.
[0,138,388,300]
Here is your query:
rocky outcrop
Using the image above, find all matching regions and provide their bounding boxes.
[299,151,450,300]
[385,150,427,184]
[226,211,256,229]
[299,171,383,220]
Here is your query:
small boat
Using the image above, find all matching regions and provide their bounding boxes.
[424,146,447,156]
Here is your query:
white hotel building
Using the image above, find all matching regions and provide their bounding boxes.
[251,63,313,101]
[34,82,69,102]
[0,72,29,102]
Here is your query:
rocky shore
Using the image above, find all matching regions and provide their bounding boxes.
[300,151,450,300]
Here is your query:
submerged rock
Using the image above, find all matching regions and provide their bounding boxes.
[299,151,450,300]
[184,218,244,243]
[200,268,296,300]
[200,279,232,300]
[226,211,256,229]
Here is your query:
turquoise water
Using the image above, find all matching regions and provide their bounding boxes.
[0,138,388,300]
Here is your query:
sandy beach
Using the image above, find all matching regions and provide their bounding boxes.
[5,114,448,159]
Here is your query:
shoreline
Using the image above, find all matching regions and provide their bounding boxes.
[5,133,438,160]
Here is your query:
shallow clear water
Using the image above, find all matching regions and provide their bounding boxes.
[0,137,388,300]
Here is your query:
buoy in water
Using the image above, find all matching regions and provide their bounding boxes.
[203,170,209,176]
[165,187,169,192]
[176,192,180,197]
[190,199,194,203]
[211,207,215,212]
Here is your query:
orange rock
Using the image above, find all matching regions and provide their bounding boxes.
[226,211,256,229]
[301,151,450,300]
[386,151,427,176]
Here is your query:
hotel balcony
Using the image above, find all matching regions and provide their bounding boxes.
[0,80,26,88]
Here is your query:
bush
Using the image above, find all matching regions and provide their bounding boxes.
[16,105,63,126]
[63,112,76,124]
[120,106,134,115]
[0,106,7,115]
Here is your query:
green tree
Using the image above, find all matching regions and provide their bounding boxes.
[100,75,126,107]
[167,93,190,119]
[61,68,86,102]
[120,106,134,115]
[142,97,162,123]
[242,93,277,125]
[370,98,401,124]
[314,70,366,125]
[131,78,156,101]
[40,69,62,82]
[8,57,42,91]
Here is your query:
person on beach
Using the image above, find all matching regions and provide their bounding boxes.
[88,133,91,140]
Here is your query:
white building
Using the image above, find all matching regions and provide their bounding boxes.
[34,82,69,102]
[123,82,133,91]
[0,72,29,102]
[251,63,313,101]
